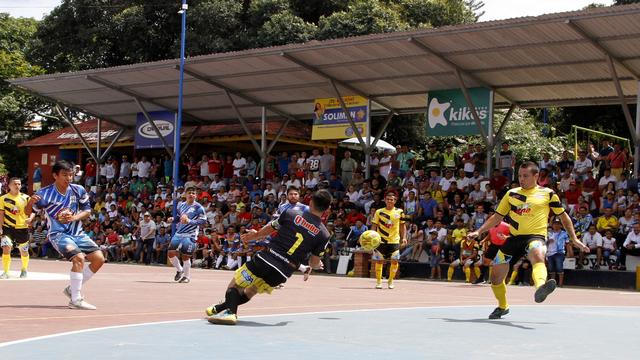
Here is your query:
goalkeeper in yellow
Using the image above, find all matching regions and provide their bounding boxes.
[1,178,34,279]
[371,192,407,289]
[468,162,589,319]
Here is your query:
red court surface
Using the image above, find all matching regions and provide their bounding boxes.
[1,259,639,344]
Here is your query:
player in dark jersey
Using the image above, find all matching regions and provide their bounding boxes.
[205,190,332,325]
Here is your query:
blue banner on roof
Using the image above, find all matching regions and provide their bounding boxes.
[135,111,176,149]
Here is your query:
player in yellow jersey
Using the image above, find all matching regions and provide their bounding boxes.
[469,162,589,319]
[371,192,407,289]
[0,178,34,279]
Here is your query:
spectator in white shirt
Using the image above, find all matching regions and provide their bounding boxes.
[620,222,640,271]
[137,156,151,179]
[438,170,457,192]
[119,155,131,179]
[232,152,246,177]
[598,168,617,192]
[579,224,602,269]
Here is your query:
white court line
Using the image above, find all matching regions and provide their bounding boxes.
[1,304,638,348]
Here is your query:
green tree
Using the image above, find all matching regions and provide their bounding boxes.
[0,13,52,177]
[256,11,318,47]
[317,1,409,40]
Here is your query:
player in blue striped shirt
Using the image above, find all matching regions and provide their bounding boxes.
[28,160,105,310]
[167,186,207,283]
[273,186,309,220]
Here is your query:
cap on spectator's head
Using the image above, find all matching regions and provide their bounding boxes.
[144,212,151,216]
[552,217,562,224]
[429,229,438,235]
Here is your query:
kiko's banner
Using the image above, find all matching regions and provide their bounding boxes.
[426,88,492,137]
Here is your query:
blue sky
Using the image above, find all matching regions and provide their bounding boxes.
[0,0,616,21]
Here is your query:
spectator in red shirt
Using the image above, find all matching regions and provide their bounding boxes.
[223,155,234,182]
[564,181,581,214]
[85,159,97,186]
[607,143,627,181]
[208,152,222,179]
[345,207,366,226]
[489,169,508,196]
[198,189,213,203]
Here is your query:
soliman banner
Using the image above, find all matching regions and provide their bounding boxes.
[311,96,368,140]
[135,111,176,149]
[426,87,492,137]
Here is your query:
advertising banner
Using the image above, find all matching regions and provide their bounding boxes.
[135,111,176,149]
[311,96,368,140]
[426,88,492,137]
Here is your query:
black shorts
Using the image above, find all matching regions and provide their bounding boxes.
[2,227,29,244]
[484,243,500,260]
[248,251,291,288]
[498,235,546,265]
[375,243,400,260]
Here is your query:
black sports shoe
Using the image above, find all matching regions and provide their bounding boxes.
[488,307,509,319]
[174,271,183,282]
[472,277,485,285]
[534,279,557,303]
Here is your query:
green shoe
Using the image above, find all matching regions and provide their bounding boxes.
[20,270,27,278]
[0,272,9,279]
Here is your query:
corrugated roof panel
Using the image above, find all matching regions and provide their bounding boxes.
[8,4,640,126]
[451,42,604,71]
[574,13,640,38]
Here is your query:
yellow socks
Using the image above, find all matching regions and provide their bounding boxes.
[508,270,518,285]
[532,262,548,288]
[474,267,481,279]
[463,267,471,282]
[447,266,454,281]
[2,254,10,274]
[375,263,383,284]
[491,281,509,310]
[388,262,398,284]
[21,255,29,271]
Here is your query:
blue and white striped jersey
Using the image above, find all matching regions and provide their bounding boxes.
[33,184,91,240]
[173,200,206,239]
[273,201,309,220]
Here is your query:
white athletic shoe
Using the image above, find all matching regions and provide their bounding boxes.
[63,286,71,299]
[68,299,97,310]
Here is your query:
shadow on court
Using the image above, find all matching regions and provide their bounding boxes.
[428,317,553,330]
[135,281,176,284]
[0,305,69,310]
[234,321,292,327]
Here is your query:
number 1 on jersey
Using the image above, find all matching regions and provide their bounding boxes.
[288,233,304,255]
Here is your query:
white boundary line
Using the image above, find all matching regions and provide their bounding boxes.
[1,304,638,348]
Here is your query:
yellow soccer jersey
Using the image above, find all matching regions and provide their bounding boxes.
[452,228,467,244]
[373,207,406,244]
[0,192,30,229]
[496,186,564,237]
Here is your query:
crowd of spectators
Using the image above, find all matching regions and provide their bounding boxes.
[6,138,640,280]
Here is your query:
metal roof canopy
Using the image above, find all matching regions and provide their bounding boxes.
[10,4,640,130]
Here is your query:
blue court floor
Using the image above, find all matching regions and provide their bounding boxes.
[0,306,638,360]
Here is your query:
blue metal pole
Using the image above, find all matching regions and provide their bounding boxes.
[172,0,188,233]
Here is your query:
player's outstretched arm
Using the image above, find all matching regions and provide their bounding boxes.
[241,224,275,242]
[468,213,504,239]
[559,211,589,253]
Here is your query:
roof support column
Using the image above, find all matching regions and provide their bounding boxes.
[635,81,640,176]
[223,90,264,157]
[489,104,516,176]
[605,55,638,142]
[329,80,367,149]
[96,118,101,185]
[54,105,100,165]
[265,118,292,155]
[180,126,201,158]
[133,98,176,160]
[260,107,267,179]
[99,127,126,162]
[453,69,489,144]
